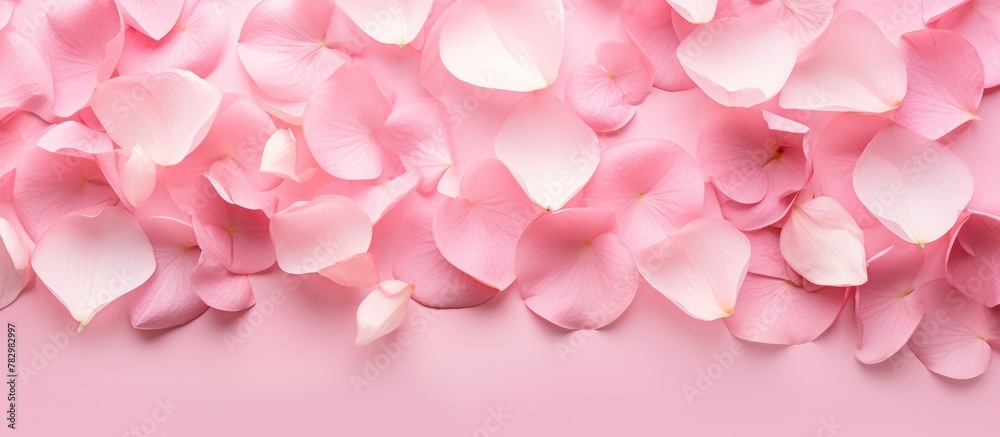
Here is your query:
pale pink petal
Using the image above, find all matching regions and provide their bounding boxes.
[335,0,432,46]
[260,128,318,183]
[393,208,498,309]
[584,139,703,252]
[116,146,158,208]
[946,212,1000,307]
[716,186,798,231]
[127,216,209,330]
[191,181,276,275]
[418,8,456,96]
[356,279,413,345]
[895,29,983,139]
[0,217,32,308]
[855,243,926,363]
[745,227,791,279]
[270,195,372,275]
[116,0,184,40]
[36,121,113,156]
[621,0,695,91]
[924,0,970,22]
[495,91,600,210]
[202,166,279,216]
[0,1,13,30]
[31,206,155,327]
[780,10,907,113]
[668,0,717,23]
[237,0,360,102]
[733,0,834,50]
[517,208,638,329]
[637,219,751,320]
[677,18,796,107]
[930,0,1000,88]
[433,159,543,290]
[725,274,848,345]
[189,253,255,312]
[408,0,456,50]
[118,0,227,78]
[0,112,49,177]
[853,125,973,245]
[319,170,419,224]
[13,147,120,240]
[39,0,124,117]
[377,98,458,194]
[319,252,379,288]
[252,86,308,125]
[91,70,223,166]
[0,29,53,121]
[439,0,565,91]
[908,279,1000,379]
[780,196,868,287]
[302,67,392,180]
[565,40,653,132]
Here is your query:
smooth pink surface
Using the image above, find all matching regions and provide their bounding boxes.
[4,1,1000,436]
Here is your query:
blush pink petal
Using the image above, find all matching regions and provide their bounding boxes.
[855,243,926,363]
[116,146,158,208]
[334,0,432,46]
[946,212,1000,307]
[319,252,379,288]
[495,91,600,210]
[517,208,638,329]
[356,279,414,345]
[0,29,53,121]
[668,0,717,23]
[717,187,798,231]
[0,1,13,30]
[377,98,459,195]
[393,208,498,309]
[779,10,907,113]
[269,195,373,275]
[191,181,276,275]
[31,206,155,327]
[908,279,1000,379]
[319,170,419,224]
[202,166,279,216]
[0,112,49,178]
[853,125,974,245]
[780,196,868,287]
[895,29,983,140]
[190,253,255,312]
[115,0,184,40]
[39,0,123,118]
[36,121,113,156]
[13,147,120,240]
[584,139,704,252]
[636,219,751,321]
[439,0,564,91]
[260,128,318,184]
[725,273,849,345]
[924,0,971,22]
[302,67,393,180]
[91,70,223,166]
[238,0,361,102]
[433,159,543,290]
[0,217,31,309]
[621,0,695,91]
[565,40,653,132]
[127,216,209,330]
[677,18,796,107]
[118,0,227,78]
[930,0,1000,88]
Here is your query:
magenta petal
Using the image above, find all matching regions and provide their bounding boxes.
[128,217,209,330]
[909,279,1000,379]
[621,0,695,92]
[855,243,926,364]
[946,212,1000,307]
[190,253,255,312]
[517,208,638,329]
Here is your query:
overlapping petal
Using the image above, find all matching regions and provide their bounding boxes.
[334,0,433,46]
[565,40,654,132]
[855,243,926,363]
[946,212,1000,307]
[269,195,374,281]
[0,217,31,309]
[908,279,1000,379]
[930,0,1000,88]
[780,196,868,287]
[118,0,227,78]
[621,0,695,91]
[115,0,185,40]
[0,29,53,121]
[356,279,413,345]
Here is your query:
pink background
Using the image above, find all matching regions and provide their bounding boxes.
[4,0,1000,435]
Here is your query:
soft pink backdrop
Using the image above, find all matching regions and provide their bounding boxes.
[3,0,1000,435]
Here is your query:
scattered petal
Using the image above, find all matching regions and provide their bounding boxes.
[565,40,653,132]
[190,253,255,312]
[930,0,1000,88]
[334,0,433,46]
[118,0,228,78]
[780,196,868,287]
[855,243,926,363]
[909,279,1000,379]
[946,212,1000,307]
[356,279,414,345]
[621,0,695,91]
[269,194,373,275]
[191,180,276,275]
[260,128,318,183]
[0,29,53,121]
[115,0,185,40]
[36,121,113,156]
[0,217,31,308]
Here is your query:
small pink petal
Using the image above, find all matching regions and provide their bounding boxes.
[0,29,53,121]
[717,185,798,231]
[270,195,373,275]
[334,0,433,46]
[565,40,653,132]
[0,112,49,178]
[621,0,695,91]
[36,121,113,156]
[377,98,458,194]
[924,0,970,22]
[668,0,717,23]
[0,217,32,308]
[191,180,276,275]
[517,208,638,329]
[855,243,926,364]
[393,208,498,309]
[115,0,184,40]
[117,146,158,208]
[946,212,1000,307]
[637,219,751,321]
[319,252,379,288]
[433,159,543,290]
[780,196,867,287]
[319,170,419,224]
[356,279,414,345]
[190,253,255,312]
[584,139,703,252]
[908,279,1000,379]
[734,0,834,50]
[118,0,227,78]
[725,274,849,345]
[260,128,318,183]
[930,0,1000,88]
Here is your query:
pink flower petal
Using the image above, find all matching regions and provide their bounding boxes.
[116,146,158,208]
[191,180,276,275]
[302,66,393,180]
[565,40,653,132]
[495,91,600,210]
[127,216,209,330]
[0,1,13,30]
[717,185,798,231]
[36,120,113,156]
[91,70,223,166]
[13,147,120,240]
[393,208,498,309]
[39,0,124,117]
[668,0,717,23]
[0,217,32,308]
[356,279,413,345]
[946,212,1000,307]
[908,279,1000,379]
[334,0,432,46]
[725,273,849,345]
[0,112,49,178]
[269,195,372,275]
[377,98,459,195]
[31,206,155,327]
[116,0,184,40]
[319,252,379,288]
[517,208,638,329]
[924,0,970,22]
[745,227,792,279]
[734,0,834,51]
[637,219,751,321]
[780,196,868,287]
[439,0,565,91]
[117,0,227,78]
[433,159,543,290]
[260,128,318,184]
[190,253,255,312]
[853,124,974,245]
[319,170,419,224]
[677,18,796,107]
[780,10,907,113]
[237,0,360,102]
[855,243,926,363]
[0,29,53,121]
[584,138,703,252]
[895,29,983,140]
[621,0,695,92]
[930,0,1000,88]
